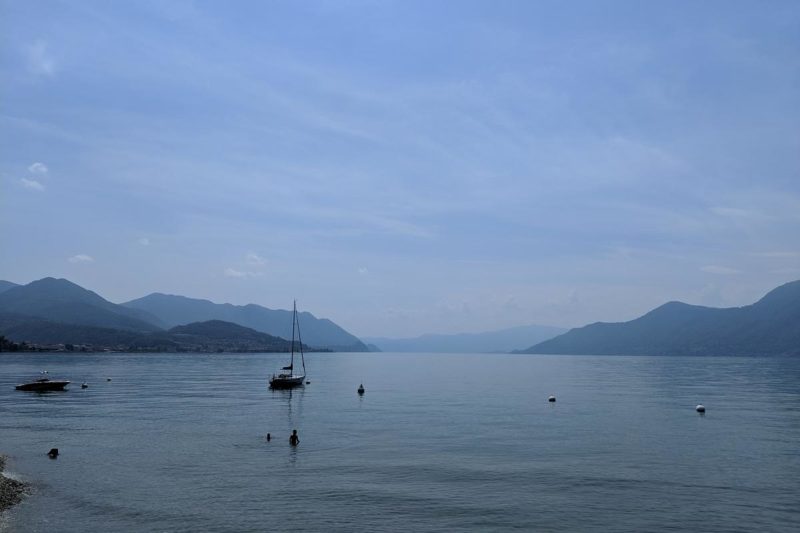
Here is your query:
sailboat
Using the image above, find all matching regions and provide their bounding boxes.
[268,301,306,389]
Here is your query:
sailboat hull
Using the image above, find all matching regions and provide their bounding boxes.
[268,300,307,389]
[268,374,305,389]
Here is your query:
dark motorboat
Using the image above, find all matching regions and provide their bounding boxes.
[269,301,306,389]
[16,377,71,392]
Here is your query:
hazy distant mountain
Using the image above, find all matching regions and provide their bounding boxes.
[363,324,567,353]
[0,312,161,347]
[0,278,163,332]
[0,313,301,353]
[168,320,300,352]
[122,293,367,351]
[522,280,800,356]
[0,277,365,352]
[0,280,18,294]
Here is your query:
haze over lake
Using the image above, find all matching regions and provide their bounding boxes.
[2,352,799,532]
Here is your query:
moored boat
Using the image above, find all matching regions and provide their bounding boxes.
[269,301,306,389]
[16,377,70,392]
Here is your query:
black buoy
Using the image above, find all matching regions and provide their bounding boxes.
[107,378,112,382]
[696,404,706,413]
[306,381,310,385]
[266,433,271,442]
[357,384,365,395]
[548,395,556,402]
[81,383,88,389]
[47,448,59,459]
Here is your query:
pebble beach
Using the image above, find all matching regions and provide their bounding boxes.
[0,455,28,514]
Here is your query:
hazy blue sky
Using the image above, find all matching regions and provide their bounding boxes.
[2,1,798,337]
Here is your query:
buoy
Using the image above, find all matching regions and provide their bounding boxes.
[696,404,706,413]
[306,381,310,385]
[548,396,556,402]
[357,384,365,395]
[107,378,112,382]
[81,383,88,389]
[266,433,271,442]
[47,448,59,458]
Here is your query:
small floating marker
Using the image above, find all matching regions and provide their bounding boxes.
[106,378,112,382]
[357,384,365,395]
[81,383,88,389]
[306,381,310,385]
[696,404,706,413]
[47,448,59,459]
[548,395,556,402]
[266,433,271,442]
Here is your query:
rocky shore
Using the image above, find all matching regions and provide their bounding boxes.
[0,455,28,513]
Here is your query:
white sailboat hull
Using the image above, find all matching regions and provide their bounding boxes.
[268,373,305,389]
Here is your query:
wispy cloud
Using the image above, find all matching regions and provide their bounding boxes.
[68,254,94,264]
[245,252,266,266]
[20,177,45,191]
[26,40,55,76]
[224,267,262,279]
[20,161,48,191]
[138,237,150,246]
[701,265,741,275]
[358,267,368,275]
[28,162,49,175]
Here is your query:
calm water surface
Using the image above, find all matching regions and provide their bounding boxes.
[1,353,799,532]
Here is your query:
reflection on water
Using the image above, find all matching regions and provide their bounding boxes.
[269,385,306,435]
[0,353,799,532]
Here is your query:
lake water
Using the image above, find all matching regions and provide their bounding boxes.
[1,353,799,532]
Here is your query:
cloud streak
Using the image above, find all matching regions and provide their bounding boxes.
[245,252,266,266]
[224,268,262,279]
[68,254,94,264]
[20,177,44,191]
[28,162,48,175]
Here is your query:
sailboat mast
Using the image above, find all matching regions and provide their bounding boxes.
[290,300,296,371]
[296,303,306,375]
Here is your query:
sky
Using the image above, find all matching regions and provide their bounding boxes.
[1,0,799,338]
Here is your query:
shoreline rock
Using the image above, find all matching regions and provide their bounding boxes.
[0,455,29,513]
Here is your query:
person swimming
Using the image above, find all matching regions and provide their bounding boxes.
[289,429,299,446]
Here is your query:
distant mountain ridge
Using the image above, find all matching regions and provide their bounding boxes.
[522,280,800,356]
[0,278,163,332]
[0,280,18,294]
[0,278,367,352]
[122,293,367,351]
[0,313,302,353]
[364,324,567,353]
[166,320,305,352]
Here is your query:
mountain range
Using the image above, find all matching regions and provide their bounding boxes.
[2,276,798,356]
[364,324,566,353]
[0,278,366,352]
[520,280,800,356]
[122,293,364,351]
[0,280,19,294]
